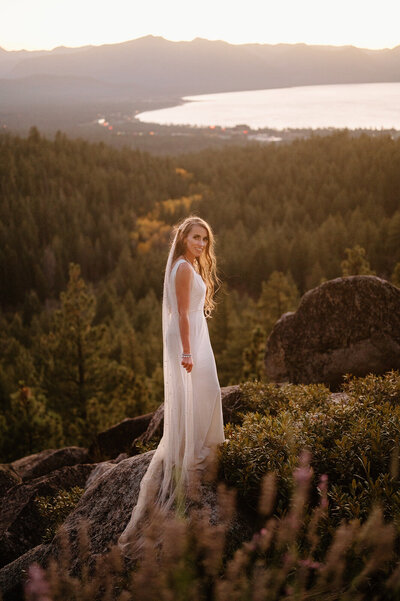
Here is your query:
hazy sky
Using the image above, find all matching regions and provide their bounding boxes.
[1,0,399,51]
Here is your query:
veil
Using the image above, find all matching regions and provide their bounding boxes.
[117,228,199,556]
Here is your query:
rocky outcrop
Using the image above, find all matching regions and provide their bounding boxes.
[0,544,49,601]
[0,386,247,576]
[220,385,245,424]
[264,275,400,388]
[0,466,21,498]
[41,452,155,572]
[90,413,154,459]
[0,386,255,595]
[40,451,250,575]
[11,446,90,481]
[0,455,153,598]
[0,463,94,569]
[131,404,165,453]
[0,451,252,599]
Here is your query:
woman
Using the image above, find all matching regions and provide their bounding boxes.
[117,215,225,556]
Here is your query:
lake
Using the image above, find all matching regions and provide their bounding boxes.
[136,83,400,130]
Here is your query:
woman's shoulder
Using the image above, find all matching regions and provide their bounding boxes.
[172,258,195,284]
[172,256,189,269]
[173,257,192,275]
[172,256,185,267]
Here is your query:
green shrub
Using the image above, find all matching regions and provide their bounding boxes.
[237,380,331,417]
[342,370,400,406]
[134,436,160,454]
[34,486,85,542]
[219,372,400,538]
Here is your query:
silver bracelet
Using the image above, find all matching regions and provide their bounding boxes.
[181,353,192,358]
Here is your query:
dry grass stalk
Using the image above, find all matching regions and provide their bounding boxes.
[20,449,400,601]
[258,472,277,517]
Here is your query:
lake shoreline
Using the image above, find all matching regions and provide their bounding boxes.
[135,82,400,131]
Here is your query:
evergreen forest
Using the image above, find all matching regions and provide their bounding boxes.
[1,127,400,462]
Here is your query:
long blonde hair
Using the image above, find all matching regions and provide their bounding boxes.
[169,216,220,317]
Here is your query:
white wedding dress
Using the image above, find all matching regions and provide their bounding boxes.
[117,257,225,556]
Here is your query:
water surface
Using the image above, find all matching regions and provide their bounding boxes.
[136,83,400,130]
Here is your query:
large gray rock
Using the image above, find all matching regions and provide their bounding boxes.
[265,275,400,388]
[38,450,251,577]
[131,405,164,453]
[0,544,49,601]
[11,446,91,481]
[0,466,21,498]
[90,413,154,459]
[220,385,245,424]
[41,452,155,573]
[0,464,94,568]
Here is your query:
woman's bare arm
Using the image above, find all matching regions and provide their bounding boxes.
[175,262,193,373]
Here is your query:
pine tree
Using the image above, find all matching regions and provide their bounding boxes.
[340,245,376,276]
[388,212,400,262]
[0,320,38,413]
[213,290,255,385]
[2,384,63,461]
[256,271,300,334]
[391,262,400,287]
[242,325,267,382]
[38,264,114,438]
[37,262,145,443]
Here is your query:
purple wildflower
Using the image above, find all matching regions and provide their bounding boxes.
[24,563,51,601]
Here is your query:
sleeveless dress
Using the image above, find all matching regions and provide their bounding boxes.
[167,258,225,469]
[117,257,225,555]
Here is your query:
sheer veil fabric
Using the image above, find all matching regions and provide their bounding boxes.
[117,231,225,557]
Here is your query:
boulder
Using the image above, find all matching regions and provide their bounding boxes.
[83,461,116,490]
[220,385,245,424]
[0,544,49,601]
[90,413,154,459]
[130,385,243,454]
[0,466,21,498]
[130,404,164,453]
[38,451,251,577]
[265,275,400,388]
[41,452,155,574]
[11,446,91,481]
[0,464,94,568]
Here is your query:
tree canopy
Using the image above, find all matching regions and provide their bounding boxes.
[1,127,399,460]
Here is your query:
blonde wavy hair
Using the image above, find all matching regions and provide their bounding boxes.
[169,216,220,317]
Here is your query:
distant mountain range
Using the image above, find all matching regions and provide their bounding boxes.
[0,36,400,107]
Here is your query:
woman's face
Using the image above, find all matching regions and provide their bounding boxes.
[184,224,209,260]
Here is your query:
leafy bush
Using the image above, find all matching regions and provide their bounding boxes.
[219,372,400,537]
[34,486,85,542]
[241,380,331,416]
[341,370,400,406]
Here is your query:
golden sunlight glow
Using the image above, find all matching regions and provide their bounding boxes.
[0,0,399,51]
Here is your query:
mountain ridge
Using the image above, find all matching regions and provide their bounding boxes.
[1,35,399,133]
[1,35,400,95]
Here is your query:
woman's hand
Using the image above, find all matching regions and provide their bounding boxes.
[181,354,193,373]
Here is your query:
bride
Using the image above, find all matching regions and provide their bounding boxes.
[117,215,226,556]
